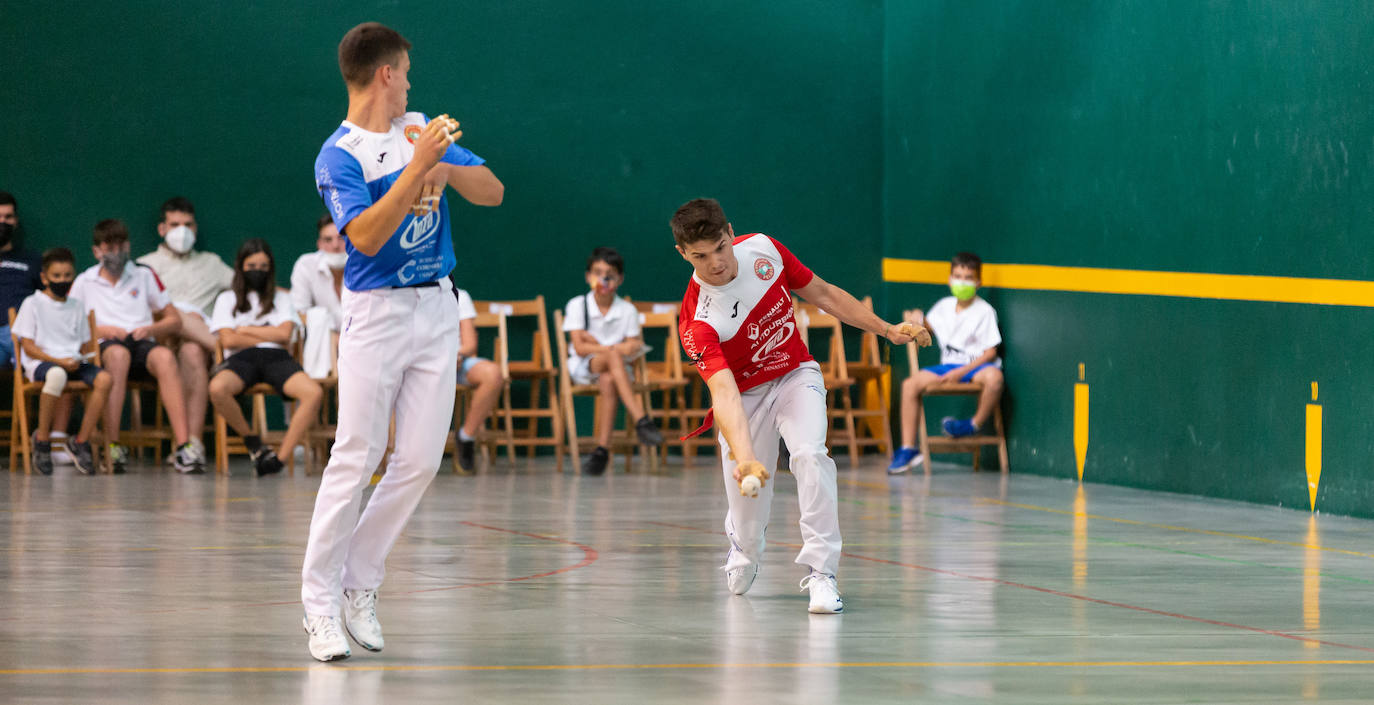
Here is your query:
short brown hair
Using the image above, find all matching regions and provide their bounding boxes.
[93,219,129,247]
[316,213,335,233]
[338,22,412,88]
[951,252,982,276]
[160,196,195,222]
[670,198,730,247]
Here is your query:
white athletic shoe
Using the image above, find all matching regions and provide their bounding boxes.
[723,549,759,596]
[343,589,385,652]
[303,614,351,661]
[800,572,843,614]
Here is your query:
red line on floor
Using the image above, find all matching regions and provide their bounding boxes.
[646,520,1374,654]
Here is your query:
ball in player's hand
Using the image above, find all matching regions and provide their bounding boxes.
[741,474,761,497]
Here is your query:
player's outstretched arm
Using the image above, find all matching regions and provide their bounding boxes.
[705,370,761,482]
[345,116,460,256]
[795,274,928,346]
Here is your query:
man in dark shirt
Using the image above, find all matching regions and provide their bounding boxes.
[0,192,43,366]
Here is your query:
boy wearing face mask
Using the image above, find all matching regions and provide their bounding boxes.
[70,219,203,473]
[209,239,323,477]
[562,246,664,475]
[137,197,233,464]
[889,252,1004,474]
[0,192,45,366]
[12,248,113,475]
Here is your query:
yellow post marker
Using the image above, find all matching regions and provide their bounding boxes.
[1074,364,1089,482]
[1306,383,1322,512]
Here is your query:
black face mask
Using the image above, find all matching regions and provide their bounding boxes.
[0,223,13,249]
[243,270,271,292]
[48,280,73,298]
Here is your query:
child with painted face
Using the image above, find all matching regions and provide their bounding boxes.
[208,239,324,477]
[888,252,1004,474]
[561,246,664,475]
[12,248,114,474]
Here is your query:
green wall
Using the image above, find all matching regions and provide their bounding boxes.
[0,0,883,305]
[884,1,1374,516]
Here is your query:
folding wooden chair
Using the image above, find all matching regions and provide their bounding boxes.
[628,301,689,462]
[552,309,657,473]
[212,338,294,475]
[795,303,860,467]
[845,296,894,456]
[9,309,104,474]
[476,297,564,470]
[907,341,1009,473]
[446,309,513,474]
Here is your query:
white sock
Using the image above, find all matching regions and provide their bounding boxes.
[458,428,475,442]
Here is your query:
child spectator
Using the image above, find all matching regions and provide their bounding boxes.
[70,219,203,473]
[889,252,1004,474]
[208,239,323,476]
[12,248,113,475]
[452,287,503,473]
[562,246,663,475]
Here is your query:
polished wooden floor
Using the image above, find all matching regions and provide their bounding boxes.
[2,453,1372,703]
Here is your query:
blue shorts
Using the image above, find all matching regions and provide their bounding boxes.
[31,361,102,387]
[456,356,490,386]
[923,363,999,383]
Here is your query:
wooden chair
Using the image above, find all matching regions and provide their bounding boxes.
[476,297,564,470]
[8,309,104,474]
[552,309,657,473]
[628,302,689,462]
[795,303,860,467]
[212,340,290,475]
[446,309,513,473]
[845,296,894,456]
[907,341,1009,473]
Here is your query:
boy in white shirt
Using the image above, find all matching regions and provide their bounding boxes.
[451,287,502,473]
[889,252,1004,474]
[209,239,323,476]
[291,215,348,378]
[12,248,113,475]
[562,246,663,475]
[71,219,202,473]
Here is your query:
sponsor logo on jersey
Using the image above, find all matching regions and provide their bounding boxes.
[398,210,440,251]
[404,125,422,144]
[397,259,418,284]
[754,258,775,281]
[746,322,760,341]
[750,321,794,364]
[377,152,387,163]
[318,165,345,219]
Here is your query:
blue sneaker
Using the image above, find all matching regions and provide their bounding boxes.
[942,417,979,438]
[887,446,922,475]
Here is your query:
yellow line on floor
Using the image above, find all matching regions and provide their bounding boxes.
[980,498,1374,559]
[5,660,1374,675]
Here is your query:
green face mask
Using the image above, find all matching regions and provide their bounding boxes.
[950,278,977,301]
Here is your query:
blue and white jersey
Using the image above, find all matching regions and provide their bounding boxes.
[315,111,485,291]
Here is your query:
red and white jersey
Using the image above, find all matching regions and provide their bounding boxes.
[679,233,815,394]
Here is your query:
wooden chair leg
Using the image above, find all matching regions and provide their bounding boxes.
[501,384,516,464]
[839,388,859,468]
[15,389,30,475]
[561,378,579,472]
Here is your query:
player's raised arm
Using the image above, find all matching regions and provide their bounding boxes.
[445,164,504,206]
[345,116,460,256]
[794,273,929,346]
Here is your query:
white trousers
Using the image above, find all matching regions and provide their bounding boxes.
[719,361,842,577]
[301,282,460,616]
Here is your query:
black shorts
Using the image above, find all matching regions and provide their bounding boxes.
[100,337,164,381]
[31,361,102,387]
[214,347,304,397]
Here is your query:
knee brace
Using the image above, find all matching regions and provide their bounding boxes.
[41,366,68,397]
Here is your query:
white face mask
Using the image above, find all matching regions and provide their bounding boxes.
[165,225,195,254]
[321,251,348,270]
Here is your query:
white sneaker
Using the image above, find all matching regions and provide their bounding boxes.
[723,549,759,596]
[343,589,385,652]
[303,614,351,661]
[800,572,843,614]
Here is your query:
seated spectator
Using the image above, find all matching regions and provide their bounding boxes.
[209,239,323,476]
[137,196,232,461]
[562,246,663,476]
[0,191,44,366]
[71,219,203,473]
[452,287,503,473]
[889,252,1004,475]
[291,214,347,377]
[12,248,113,475]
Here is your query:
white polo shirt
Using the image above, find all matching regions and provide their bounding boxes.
[210,289,297,357]
[12,291,91,380]
[562,293,640,372]
[70,263,172,338]
[289,251,344,323]
[137,245,235,315]
[925,295,1003,367]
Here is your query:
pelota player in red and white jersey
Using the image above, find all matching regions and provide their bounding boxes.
[672,198,928,614]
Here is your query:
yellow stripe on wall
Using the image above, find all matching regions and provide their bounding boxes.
[882,259,1374,308]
